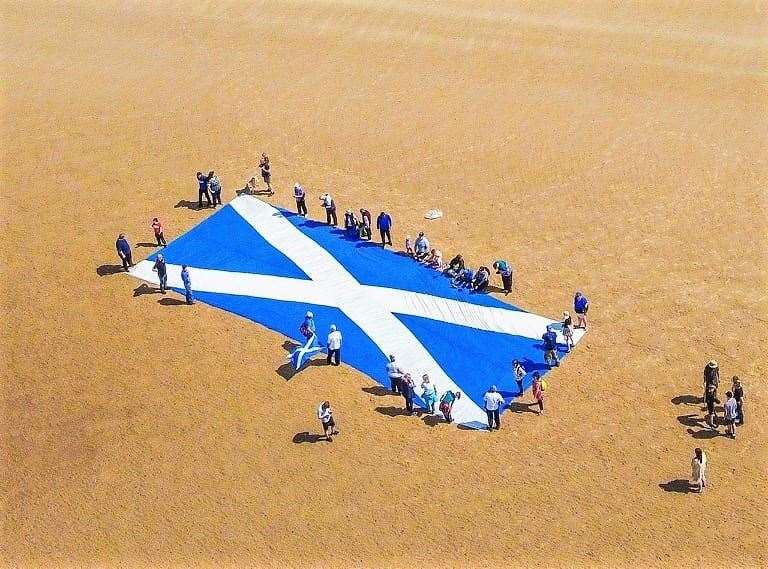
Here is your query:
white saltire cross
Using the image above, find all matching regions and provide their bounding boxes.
[130,196,583,426]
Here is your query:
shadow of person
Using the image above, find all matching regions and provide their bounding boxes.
[96,264,125,276]
[133,283,160,297]
[175,200,204,210]
[677,414,708,428]
[672,395,702,406]
[281,340,300,353]
[276,358,323,381]
[158,297,187,306]
[422,414,444,427]
[659,479,692,494]
[506,401,539,414]
[374,406,411,417]
[135,242,159,248]
[362,385,390,397]
[686,428,722,440]
[292,431,327,444]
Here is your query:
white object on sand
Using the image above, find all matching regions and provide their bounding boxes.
[424,209,443,220]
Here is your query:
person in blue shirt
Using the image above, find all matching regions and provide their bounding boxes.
[493,259,513,295]
[152,254,168,294]
[181,264,194,305]
[542,325,559,368]
[574,291,590,330]
[115,233,133,271]
[300,311,316,339]
[196,172,212,209]
[376,211,393,247]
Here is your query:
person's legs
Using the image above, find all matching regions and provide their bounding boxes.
[120,256,129,270]
[493,409,501,429]
[390,378,400,394]
[516,380,524,396]
[185,287,194,304]
[385,229,392,245]
[199,190,205,208]
[380,230,386,246]
[537,399,544,414]
[331,209,338,226]
[327,350,333,365]
[486,409,494,430]
[333,349,340,366]
[159,273,167,293]
[737,402,744,425]
[126,252,133,267]
[502,274,512,294]
[326,209,332,225]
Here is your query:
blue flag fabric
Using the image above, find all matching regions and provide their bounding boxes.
[289,333,322,369]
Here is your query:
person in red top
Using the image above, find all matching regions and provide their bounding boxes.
[151,217,167,247]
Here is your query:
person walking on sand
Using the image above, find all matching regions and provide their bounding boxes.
[562,311,574,352]
[152,254,168,294]
[317,401,339,441]
[386,355,404,395]
[151,217,167,247]
[294,183,307,216]
[376,211,393,247]
[704,360,720,402]
[574,291,589,330]
[421,374,438,414]
[732,376,745,425]
[690,448,707,493]
[513,359,526,396]
[326,324,342,366]
[724,391,738,438]
[116,233,133,271]
[400,373,416,415]
[197,172,212,208]
[181,264,194,305]
[531,372,545,415]
[439,390,461,423]
[483,385,504,430]
[260,153,272,194]
[320,193,338,226]
[542,325,560,368]
[493,259,513,295]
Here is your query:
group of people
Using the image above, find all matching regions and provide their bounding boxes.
[385,355,462,422]
[196,170,224,208]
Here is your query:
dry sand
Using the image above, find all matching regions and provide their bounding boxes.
[2,1,767,567]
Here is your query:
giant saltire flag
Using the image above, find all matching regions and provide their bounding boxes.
[128,196,584,429]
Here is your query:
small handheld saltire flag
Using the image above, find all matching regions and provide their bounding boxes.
[289,333,322,370]
[127,195,585,428]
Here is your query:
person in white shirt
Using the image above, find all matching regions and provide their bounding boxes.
[317,401,338,441]
[414,232,430,261]
[723,391,738,438]
[483,385,505,431]
[319,193,338,226]
[690,448,707,492]
[386,354,404,395]
[326,325,342,366]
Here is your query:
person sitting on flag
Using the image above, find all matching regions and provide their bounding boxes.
[414,232,430,261]
[426,249,444,270]
[471,266,490,292]
[300,311,316,339]
[405,235,414,257]
[444,254,465,278]
[451,267,474,289]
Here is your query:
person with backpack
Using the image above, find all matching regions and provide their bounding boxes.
[439,390,461,423]
[542,325,560,368]
[196,171,212,208]
[531,372,546,415]
[574,291,590,330]
[317,401,339,441]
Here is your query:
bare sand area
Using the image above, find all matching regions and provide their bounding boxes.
[2,1,767,567]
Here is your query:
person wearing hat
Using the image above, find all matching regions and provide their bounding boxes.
[326,324,342,366]
[573,291,589,330]
[320,193,338,226]
[420,374,438,414]
[562,311,574,352]
[152,254,168,294]
[732,376,745,425]
[483,385,505,431]
[293,183,307,216]
[703,360,720,403]
[300,311,316,339]
[542,325,559,368]
[439,390,461,423]
[385,354,404,395]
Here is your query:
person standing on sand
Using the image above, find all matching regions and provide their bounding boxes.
[531,372,545,415]
[704,381,718,430]
[326,324,342,366]
[704,360,720,402]
[260,153,273,194]
[513,359,526,396]
[359,208,372,240]
[320,193,338,226]
[723,391,738,438]
[574,291,589,330]
[420,374,438,414]
[493,260,513,295]
[181,264,194,305]
[197,172,212,208]
[294,183,307,216]
[116,233,133,271]
[208,171,222,207]
[562,311,574,352]
[483,385,504,430]
[317,401,339,441]
[690,448,707,493]
[152,254,168,294]
[151,217,167,247]
[376,211,393,247]
[542,325,560,368]
[439,390,461,423]
[400,373,416,415]
[732,376,745,425]
[386,355,404,395]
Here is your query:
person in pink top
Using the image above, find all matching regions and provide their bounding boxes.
[151,217,167,247]
[531,372,545,415]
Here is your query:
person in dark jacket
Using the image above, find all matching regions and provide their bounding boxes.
[493,259,513,295]
[152,254,168,293]
[542,325,559,368]
[376,211,393,246]
[359,208,372,240]
[444,254,465,278]
[116,233,133,271]
[732,376,745,425]
[703,360,720,402]
[197,172,212,208]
